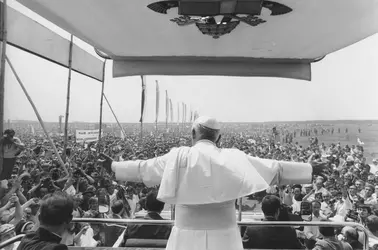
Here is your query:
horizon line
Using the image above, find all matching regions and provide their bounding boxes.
[6,119,378,124]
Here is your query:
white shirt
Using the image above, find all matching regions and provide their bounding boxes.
[304,214,325,240]
[334,197,352,217]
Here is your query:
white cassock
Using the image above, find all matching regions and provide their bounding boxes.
[111,140,312,250]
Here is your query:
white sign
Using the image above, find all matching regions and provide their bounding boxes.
[76,130,99,143]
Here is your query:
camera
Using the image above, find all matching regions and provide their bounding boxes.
[347,209,359,221]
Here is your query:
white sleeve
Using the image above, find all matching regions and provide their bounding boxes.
[247,156,313,186]
[111,149,175,187]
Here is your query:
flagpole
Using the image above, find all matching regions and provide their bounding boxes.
[140,76,146,140]
[98,59,107,148]
[63,34,73,162]
[5,55,68,175]
[165,90,168,130]
[103,94,126,139]
[155,80,159,135]
[0,0,8,134]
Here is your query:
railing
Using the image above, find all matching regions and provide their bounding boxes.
[72,218,371,250]
[0,234,25,249]
[0,220,370,249]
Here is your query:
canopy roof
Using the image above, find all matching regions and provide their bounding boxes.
[17,0,378,80]
[0,2,104,82]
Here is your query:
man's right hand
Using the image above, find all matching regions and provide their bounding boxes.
[98,153,114,175]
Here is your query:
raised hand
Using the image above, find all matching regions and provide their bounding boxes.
[98,153,114,175]
[310,159,331,180]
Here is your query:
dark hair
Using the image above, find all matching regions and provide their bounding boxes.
[366,215,378,232]
[145,191,165,212]
[319,226,335,237]
[3,129,15,135]
[111,200,124,215]
[261,195,281,217]
[39,192,73,226]
[312,200,321,206]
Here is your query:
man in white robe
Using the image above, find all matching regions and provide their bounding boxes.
[99,116,329,250]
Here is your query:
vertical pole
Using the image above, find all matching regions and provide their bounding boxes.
[238,198,242,221]
[140,122,143,139]
[6,55,68,175]
[103,94,127,139]
[98,60,107,150]
[63,34,73,162]
[0,0,8,134]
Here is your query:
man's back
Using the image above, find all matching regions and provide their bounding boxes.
[313,238,353,250]
[17,228,67,250]
[124,212,172,242]
[242,222,303,249]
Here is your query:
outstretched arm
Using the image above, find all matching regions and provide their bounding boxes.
[246,155,328,186]
[107,148,178,187]
[246,156,312,186]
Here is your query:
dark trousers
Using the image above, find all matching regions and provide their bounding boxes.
[0,158,16,180]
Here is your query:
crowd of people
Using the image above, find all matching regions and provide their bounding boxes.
[0,123,377,249]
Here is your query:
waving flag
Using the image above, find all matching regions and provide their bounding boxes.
[139,76,146,123]
[155,80,160,124]
[165,90,169,127]
[169,99,173,123]
[177,102,180,125]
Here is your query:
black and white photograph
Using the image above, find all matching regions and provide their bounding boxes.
[0,1,378,250]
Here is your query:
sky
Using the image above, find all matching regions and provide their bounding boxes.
[4,0,378,123]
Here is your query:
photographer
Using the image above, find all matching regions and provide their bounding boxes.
[0,129,25,181]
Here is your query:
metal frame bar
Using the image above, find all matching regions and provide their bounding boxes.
[0,220,370,250]
[0,234,24,249]
[72,218,370,250]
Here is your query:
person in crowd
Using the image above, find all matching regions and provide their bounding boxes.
[1,123,376,249]
[122,190,172,246]
[0,223,19,250]
[0,129,25,181]
[304,200,326,249]
[340,226,363,250]
[17,192,74,250]
[313,226,353,250]
[242,195,303,249]
[99,116,329,250]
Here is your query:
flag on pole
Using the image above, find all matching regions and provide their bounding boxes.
[139,76,146,123]
[165,90,169,126]
[155,80,160,124]
[184,104,187,123]
[182,103,185,124]
[177,102,180,125]
[190,107,193,122]
[170,99,173,123]
[193,111,199,120]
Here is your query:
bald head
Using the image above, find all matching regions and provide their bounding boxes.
[191,116,221,145]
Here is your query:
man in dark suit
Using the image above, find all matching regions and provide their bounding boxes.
[122,191,172,246]
[242,195,304,249]
[17,192,74,250]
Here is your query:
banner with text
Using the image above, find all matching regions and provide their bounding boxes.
[76,130,99,143]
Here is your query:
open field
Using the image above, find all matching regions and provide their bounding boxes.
[292,122,378,163]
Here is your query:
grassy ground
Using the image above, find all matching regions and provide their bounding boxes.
[292,122,378,163]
